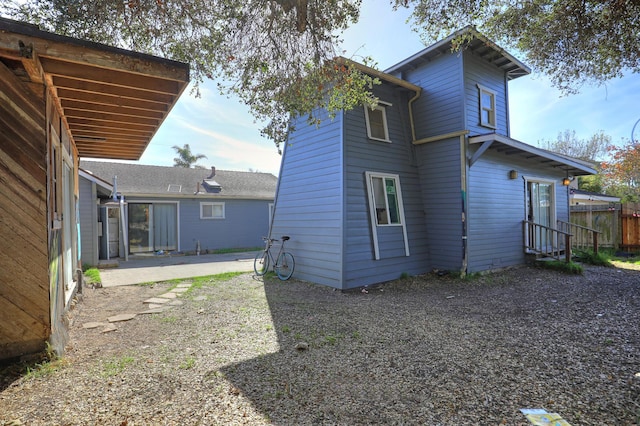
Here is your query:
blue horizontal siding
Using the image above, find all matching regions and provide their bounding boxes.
[342,85,430,288]
[177,197,272,252]
[463,52,509,136]
[402,54,465,139]
[415,137,464,272]
[466,147,571,272]
[270,110,345,288]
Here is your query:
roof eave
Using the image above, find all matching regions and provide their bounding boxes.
[116,192,274,200]
[571,193,620,202]
[384,26,531,80]
[79,168,113,191]
[0,18,190,161]
[469,133,598,176]
[335,57,422,93]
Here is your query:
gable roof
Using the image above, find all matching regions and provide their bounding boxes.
[0,18,189,160]
[79,168,113,197]
[385,26,530,80]
[80,161,277,200]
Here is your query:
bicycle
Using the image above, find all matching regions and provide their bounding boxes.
[254,235,295,280]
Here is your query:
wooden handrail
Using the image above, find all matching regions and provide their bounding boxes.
[524,220,572,235]
[557,220,601,234]
[557,220,600,255]
[523,220,572,262]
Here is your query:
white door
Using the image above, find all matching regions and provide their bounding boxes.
[108,208,120,258]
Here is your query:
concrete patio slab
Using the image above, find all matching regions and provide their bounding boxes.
[99,251,259,287]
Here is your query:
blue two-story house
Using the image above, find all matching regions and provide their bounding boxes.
[269,27,596,289]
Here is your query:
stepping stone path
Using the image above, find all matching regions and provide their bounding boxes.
[82,283,194,332]
[108,313,137,322]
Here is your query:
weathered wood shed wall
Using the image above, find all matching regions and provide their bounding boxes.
[0,17,189,361]
[0,57,50,359]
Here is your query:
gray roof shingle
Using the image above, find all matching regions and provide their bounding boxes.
[80,161,277,200]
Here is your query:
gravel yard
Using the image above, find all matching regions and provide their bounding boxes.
[1,263,639,425]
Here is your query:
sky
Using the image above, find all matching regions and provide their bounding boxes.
[131,0,640,176]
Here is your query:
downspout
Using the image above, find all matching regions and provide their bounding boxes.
[268,139,289,241]
[112,175,128,261]
[460,133,468,277]
[335,57,423,143]
[112,175,118,201]
[408,89,421,143]
[119,194,128,262]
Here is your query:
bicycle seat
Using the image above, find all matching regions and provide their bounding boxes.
[281,236,290,241]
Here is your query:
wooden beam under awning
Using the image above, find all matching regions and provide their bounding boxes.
[0,18,189,161]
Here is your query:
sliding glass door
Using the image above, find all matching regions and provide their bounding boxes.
[153,204,177,251]
[128,203,177,253]
[527,181,555,250]
[128,203,151,253]
[528,182,552,228]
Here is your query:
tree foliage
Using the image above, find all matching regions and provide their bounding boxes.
[578,174,605,194]
[404,0,640,94]
[1,0,376,147]
[3,0,638,146]
[172,144,207,168]
[601,142,640,202]
[541,129,611,162]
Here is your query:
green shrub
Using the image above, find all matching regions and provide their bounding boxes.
[574,250,613,267]
[539,260,583,274]
[83,268,102,285]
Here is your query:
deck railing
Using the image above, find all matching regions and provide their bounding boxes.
[523,220,572,262]
[557,220,600,255]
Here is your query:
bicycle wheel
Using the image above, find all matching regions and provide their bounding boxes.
[254,251,269,276]
[275,252,295,280]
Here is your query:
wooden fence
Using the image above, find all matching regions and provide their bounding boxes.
[570,203,640,251]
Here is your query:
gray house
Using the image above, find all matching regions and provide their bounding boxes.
[269,27,596,289]
[79,161,277,265]
[79,168,114,267]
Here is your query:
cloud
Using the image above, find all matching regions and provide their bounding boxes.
[142,117,282,175]
[509,73,640,145]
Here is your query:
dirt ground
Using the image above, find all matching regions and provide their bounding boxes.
[1,263,639,425]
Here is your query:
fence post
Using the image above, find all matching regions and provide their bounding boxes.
[565,234,571,263]
[613,205,619,250]
[593,232,598,255]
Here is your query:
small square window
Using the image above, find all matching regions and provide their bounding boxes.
[364,104,390,142]
[477,84,497,129]
[200,202,225,219]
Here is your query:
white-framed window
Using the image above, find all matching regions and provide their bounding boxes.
[366,172,404,226]
[477,84,497,129]
[364,102,391,142]
[200,202,225,219]
[365,171,410,260]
